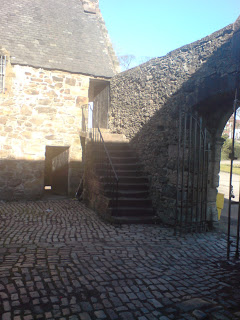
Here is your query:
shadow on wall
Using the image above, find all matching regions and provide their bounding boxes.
[109,21,240,224]
[0,159,45,200]
[0,159,83,200]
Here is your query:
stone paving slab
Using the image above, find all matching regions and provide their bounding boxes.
[0,199,240,319]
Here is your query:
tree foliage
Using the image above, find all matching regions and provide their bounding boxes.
[221,136,240,160]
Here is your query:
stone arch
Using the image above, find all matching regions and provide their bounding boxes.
[109,15,240,225]
[192,92,238,221]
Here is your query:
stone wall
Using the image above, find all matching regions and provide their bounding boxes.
[82,141,111,219]
[0,62,90,199]
[109,20,240,224]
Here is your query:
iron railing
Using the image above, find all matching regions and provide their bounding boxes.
[0,55,7,93]
[227,90,240,259]
[81,104,119,215]
[95,128,119,215]
[175,109,211,235]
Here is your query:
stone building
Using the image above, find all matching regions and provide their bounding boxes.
[1,0,240,228]
[108,15,240,225]
[0,0,119,200]
[78,14,240,228]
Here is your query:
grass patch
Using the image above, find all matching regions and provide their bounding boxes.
[220,164,240,175]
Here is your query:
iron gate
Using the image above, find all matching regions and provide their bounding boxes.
[175,110,211,234]
[227,90,240,259]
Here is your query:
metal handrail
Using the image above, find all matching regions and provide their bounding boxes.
[97,127,119,215]
[97,128,119,183]
[81,103,119,215]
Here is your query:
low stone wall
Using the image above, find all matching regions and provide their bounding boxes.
[109,20,240,224]
[82,141,111,219]
[0,63,89,199]
[0,160,44,200]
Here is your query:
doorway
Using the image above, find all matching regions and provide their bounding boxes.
[88,79,110,129]
[44,146,70,195]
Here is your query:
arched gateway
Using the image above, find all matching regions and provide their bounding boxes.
[108,15,240,229]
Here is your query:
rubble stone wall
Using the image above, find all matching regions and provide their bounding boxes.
[0,63,90,199]
[109,21,240,224]
[82,141,111,219]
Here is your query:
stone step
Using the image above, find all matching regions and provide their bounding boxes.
[110,207,155,217]
[110,198,152,208]
[97,169,145,177]
[101,132,129,143]
[105,182,149,191]
[84,134,155,224]
[110,216,159,224]
[105,190,150,199]
[93,146,135,157]
[104,142,131,149]
[107,150,136,158]
[100,175,149,184]
[96,162,143,171]
[94,141,132,149]
[110,156,138,164]
[81,130,128,143]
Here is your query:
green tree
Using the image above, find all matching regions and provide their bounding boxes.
[221,136,240,160]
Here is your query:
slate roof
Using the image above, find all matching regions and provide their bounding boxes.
[0,0,119,77]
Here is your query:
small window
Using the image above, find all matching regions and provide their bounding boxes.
[0,55,7,93]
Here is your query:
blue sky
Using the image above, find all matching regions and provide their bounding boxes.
[99,0,240,67]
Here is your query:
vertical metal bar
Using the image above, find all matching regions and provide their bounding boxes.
[204,142,210,227]
[0,56,1,92]
[190,114,194,231]
[195,117,202,232]
[196,116,201,231]
[235,176,240,258]
[196,117,199,232]
[3,56,6,94]
[227,90,238,260]
[115,180,119,216]
[202,131,205,232]
[0,55,2,92]
[235,97,240,259]
[201,128,207,231]
[101,134,103,175]
[186,114,193,230]
[200,128,206,231]
[82,106,83,131]
[180,113,187,234]
[199,126,204,232]
[96,101,99,128]
[175,109,182,235]
[191,115,198,232]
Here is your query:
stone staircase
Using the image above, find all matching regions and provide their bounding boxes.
[96,132,156,223]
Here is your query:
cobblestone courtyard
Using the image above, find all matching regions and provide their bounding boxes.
[0,199,240,320]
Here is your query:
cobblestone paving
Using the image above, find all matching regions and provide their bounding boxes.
[0,199,240,320]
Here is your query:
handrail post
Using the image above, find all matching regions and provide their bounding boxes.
[87,104,119,216]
